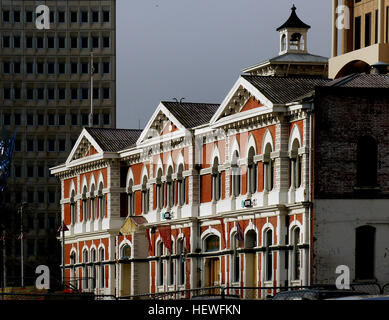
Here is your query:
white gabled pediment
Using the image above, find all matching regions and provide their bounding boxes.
[66,128,104,165]
[136,102,187,146]
[210,76,274,125]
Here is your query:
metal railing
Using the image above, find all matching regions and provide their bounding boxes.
[1,281,388,300]
[118,282,389,301]
[118,286,223,300]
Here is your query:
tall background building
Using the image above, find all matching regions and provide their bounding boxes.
[330,0,389,78]
[0,0,116,287]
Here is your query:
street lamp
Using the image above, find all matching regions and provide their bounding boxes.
[1,224,6,300]
[17,202,27,288]
[58,221,69,289]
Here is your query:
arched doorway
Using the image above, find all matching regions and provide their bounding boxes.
[120,245,132,296]
[203,235,220,294]
[244,230,258,299]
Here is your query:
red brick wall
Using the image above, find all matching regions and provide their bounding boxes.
[200,175,212,203]
[315,88,389,198]
[64,204,71,225]
[241,97,264,112]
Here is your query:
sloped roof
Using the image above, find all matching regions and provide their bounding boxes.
[161,101,220,128]
[243,52,328,73]
[242,75,331,104]
[325,73,389,88]
[277,5,311,31]
[269,52,328,64]
[85,128,142,152]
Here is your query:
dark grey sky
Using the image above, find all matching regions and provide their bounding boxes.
[116,0,331,129]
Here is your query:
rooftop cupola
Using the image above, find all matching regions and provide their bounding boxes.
[277,5,311,55]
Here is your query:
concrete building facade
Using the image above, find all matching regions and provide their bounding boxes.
[0,0,116,285]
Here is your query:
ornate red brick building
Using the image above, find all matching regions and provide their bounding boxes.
[51,5,389,298]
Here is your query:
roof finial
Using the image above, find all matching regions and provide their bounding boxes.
[292,4,296,11]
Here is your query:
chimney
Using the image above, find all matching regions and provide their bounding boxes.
[371,62,389,74]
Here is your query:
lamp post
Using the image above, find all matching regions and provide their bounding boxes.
[18,203,26,288]
[58,221,69,289]
[1,224,6,300]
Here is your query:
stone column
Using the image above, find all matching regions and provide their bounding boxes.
[108,161,121,218]
[276,210,288,287]
[379,0,385,44]
[332,0,339,57]
[302,206,310,286]
[109,235,116,296]
[131,229,150,295]
[274,119,290,204]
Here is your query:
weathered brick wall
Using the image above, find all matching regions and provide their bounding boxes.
[314,87,389,198]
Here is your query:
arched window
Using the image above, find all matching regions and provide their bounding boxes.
[264,144,274,192]
[248,147,257,195]
[212,158,221,202]
[245,230,257,249]
[290,32,302,50]
[82,186,88,223]
[142,176,149,214]
[205,235,220,253]
[281,34,287,51]
[83,249,89,289]
[231,151,241,198]
[90,184,96,221]
[177,164,186,207]
[70,190,76,225]
[99,248,105,288]
[122,245,131,259]
[168,242,174,286]
[98,182,104,220]
[158,242,164,286]
[292,228,301,280]
[167,166,174,208]
[355,225,376,280]
[290,139,302,189]
[265,229,273,281]
[91,249,96,289]
[128,180,134,216]
[357,136,378,187]
[70,251,76,265]
[156,169,164,210]
[299,34,305,51]
[177,239,185,285]
[231,233,240,283]
[70,251,76,287]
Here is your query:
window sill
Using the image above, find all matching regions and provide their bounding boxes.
[263,281,273,287]
[290,280,302,286]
